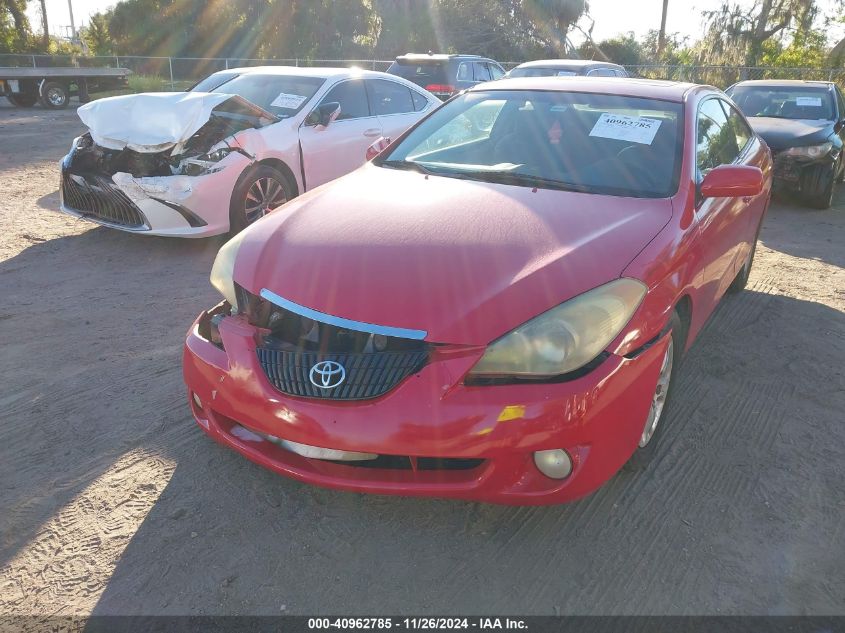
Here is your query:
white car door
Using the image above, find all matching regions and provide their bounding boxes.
[366,78,430,142]
[299,78,382,189]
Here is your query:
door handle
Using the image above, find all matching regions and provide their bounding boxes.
[363,128,381,137]
[742,196,752,204]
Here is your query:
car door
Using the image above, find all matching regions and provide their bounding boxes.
[299,78,381,190]
[366,78,423,141]
[487,63,506,80]
[454,61,473,91]
[721,100,768,262]
[694,97,747,308]
[834,86,845,155]
[473,61,493,84]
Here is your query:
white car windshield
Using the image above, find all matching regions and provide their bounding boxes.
[377,90,683,198]
[203,74,326,118]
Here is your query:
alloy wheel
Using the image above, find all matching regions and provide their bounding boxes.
[639,338,674,448]
[47,87,66,107]
[244,177,287,224]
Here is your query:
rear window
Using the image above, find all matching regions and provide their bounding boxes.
[387,61,449,87]
[510,67,579,78]
[729,85,835,121]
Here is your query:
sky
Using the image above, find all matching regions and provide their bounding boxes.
[28,0,845,51]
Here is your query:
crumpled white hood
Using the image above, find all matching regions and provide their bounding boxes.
[77,92,234,153]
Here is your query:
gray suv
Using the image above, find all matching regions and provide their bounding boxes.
[387,54,506,101]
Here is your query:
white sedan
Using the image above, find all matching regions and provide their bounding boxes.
[59,67,439,237]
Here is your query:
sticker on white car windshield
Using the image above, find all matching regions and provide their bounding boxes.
[270,93,308,109]
[556,71,577,76]
[796,97,823,107]
[589,113,662,145]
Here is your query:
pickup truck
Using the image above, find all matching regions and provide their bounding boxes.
[0,67,131,109]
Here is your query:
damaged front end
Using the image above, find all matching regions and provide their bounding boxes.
[60,94,276,235]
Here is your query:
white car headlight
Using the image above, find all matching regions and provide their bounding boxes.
[209,230,248,309]
[467,278,647,379]
[783,142,833,159]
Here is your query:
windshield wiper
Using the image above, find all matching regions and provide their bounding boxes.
[447,170,591,192]
[379,159,435,175]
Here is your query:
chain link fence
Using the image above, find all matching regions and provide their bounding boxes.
[3,53,844,90]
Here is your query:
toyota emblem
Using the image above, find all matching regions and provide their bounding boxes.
[309,360,346,389]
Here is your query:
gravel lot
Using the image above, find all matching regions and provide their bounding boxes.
[1,102,843,618]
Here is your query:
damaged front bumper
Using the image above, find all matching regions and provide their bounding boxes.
[59,144,252,237]
[771,148,837,192]
[182,306,671,505]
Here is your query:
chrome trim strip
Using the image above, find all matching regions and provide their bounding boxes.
[259,288,428,340]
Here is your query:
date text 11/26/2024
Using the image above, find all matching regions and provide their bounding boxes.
[307,618,528,630]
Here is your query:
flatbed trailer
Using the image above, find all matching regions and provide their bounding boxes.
[0,67,131,109]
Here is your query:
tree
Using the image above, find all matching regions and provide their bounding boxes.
[0,0,30,52]
[81,12,114,55]
[38,0,47,48]
[579,32,646,65]
[529,0,586,56]
[700,0,818,66]
[657,0,668,56]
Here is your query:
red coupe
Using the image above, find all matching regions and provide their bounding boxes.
[183,77,772,505]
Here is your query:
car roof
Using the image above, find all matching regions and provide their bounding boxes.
[473,77,703,101]
[395,54,490,63]
[731,80,834,88]
[223,65,387,80]
[514,59,623,69]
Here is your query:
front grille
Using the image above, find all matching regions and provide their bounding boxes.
[62,173,147,228]
[328,455,484,471]
[256,348,429,400]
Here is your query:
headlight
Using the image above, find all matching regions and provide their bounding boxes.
[209,230,248,310]
[467,278,647,379]
[783,142,833,159]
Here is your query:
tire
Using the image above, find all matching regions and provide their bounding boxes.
[803,163,835,210]
[39,81,70,109]
[229,165,292,234]
[625,311,684,471]
[7,93,38,107]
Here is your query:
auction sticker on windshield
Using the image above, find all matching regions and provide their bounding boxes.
[796,97,823,107]
[589,113,661,145]
[270,93,308,109]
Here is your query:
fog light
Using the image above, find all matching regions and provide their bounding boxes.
[192,392,202,409]
[533,449,572,479]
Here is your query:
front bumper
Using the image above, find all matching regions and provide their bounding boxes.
[58,150,250,238]
[771,150,836,190]
[182,311,670,505]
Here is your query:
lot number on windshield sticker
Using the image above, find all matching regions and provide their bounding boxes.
[796,97,822,107]
[589,113,662,145]
[270,93,308,109]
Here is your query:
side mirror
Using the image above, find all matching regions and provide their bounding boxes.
[834,119,845,134]
[306,101,341,128]
[365,136,392,161]
[700,164,763,199]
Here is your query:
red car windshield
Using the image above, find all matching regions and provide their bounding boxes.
[378,90,684,198]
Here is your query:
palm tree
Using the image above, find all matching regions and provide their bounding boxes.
[657,0,668,57]
[39,0,48,48]
[531,0,586,56]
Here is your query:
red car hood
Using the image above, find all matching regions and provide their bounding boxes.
[235,165,672,345]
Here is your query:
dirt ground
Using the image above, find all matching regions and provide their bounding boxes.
[0,100,843,618]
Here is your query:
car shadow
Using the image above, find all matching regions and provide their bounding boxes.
[83,283,845,615]
[760,187,845,268]
[0,228,225,573]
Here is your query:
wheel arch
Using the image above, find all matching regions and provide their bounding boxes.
[672,293,693,354]
[255,158,299,197]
